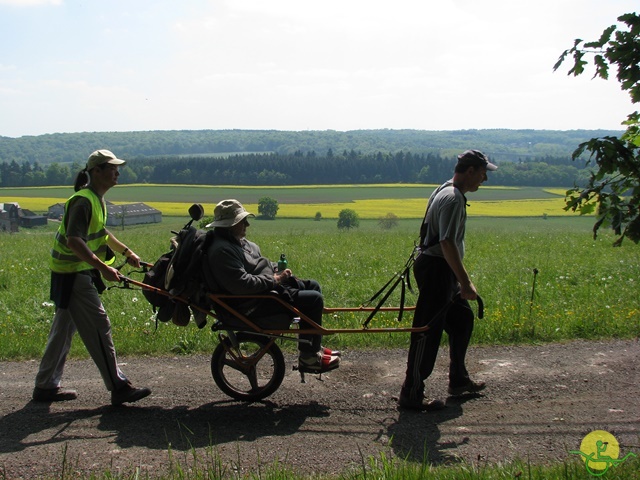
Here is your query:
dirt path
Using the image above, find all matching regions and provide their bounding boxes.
[1,339,638,478]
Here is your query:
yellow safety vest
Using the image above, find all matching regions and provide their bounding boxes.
[49,188,114,273]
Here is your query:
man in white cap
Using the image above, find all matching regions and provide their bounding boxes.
[204,199,340,373]
[399,150,497,410]
[34,149,151,406]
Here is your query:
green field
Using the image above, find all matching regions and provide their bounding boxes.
[0,184,574,219]
[1,209,638,480]
[0,184,563,203]
[0,215,638,360]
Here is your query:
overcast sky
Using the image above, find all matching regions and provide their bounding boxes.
[0,0,637,138]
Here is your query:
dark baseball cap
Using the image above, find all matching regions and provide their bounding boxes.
[457,150,498,171]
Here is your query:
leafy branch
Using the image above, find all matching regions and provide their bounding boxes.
[555,13,640,245]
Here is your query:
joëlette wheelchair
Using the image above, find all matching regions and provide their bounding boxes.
[117,204,483,403]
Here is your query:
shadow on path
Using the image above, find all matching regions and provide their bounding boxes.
[387,393,482,465]
[0,399,331,453]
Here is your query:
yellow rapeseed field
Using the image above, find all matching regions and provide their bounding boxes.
[0,197,66,212]
[276,198,573,218]
[1,196,574,219]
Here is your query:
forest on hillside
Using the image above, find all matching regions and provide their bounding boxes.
[0,128,620,187]
[0,149,589,188]
[0,128,622,164]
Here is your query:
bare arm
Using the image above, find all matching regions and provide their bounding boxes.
[440,238,477,300]
[105,229,141,268]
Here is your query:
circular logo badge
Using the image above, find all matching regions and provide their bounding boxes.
[580,431,619,472]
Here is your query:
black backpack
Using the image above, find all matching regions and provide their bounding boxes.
[142,251,175,322]
[165,226,215,296]
[141,204,215,327]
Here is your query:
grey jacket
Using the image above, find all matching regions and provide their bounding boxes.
[205,228,278,296]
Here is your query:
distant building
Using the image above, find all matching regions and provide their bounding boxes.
[47,203,65,220]
[47,202,162,227]
[0,202,47,230]
[0,203,20,232]
[19,207,48,228]
[106,203,162,227]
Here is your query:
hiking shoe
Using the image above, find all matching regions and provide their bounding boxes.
[111,383,151,406]
[398,392,446,411]
[448,379,486,396]
[32,387,78,402]
[321,346,342,357]
[298,352,340,373]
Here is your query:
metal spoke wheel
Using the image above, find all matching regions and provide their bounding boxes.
[211,332,286,402]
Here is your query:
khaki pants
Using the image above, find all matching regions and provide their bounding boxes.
[35,273,128,392]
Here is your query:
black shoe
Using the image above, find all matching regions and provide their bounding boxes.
[111,383,151,406]
[398,393,446,411]
[448,380,486,396]
[32,387,78,402]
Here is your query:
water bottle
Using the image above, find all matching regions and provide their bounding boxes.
[278,253,288,272]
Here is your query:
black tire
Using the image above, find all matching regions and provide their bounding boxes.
[211,332,286,402]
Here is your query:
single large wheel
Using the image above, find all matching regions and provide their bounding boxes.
[211,332,286,402]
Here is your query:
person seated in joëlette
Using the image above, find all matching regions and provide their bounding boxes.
[203,199,340,373]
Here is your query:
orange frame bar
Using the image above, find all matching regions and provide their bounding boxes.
[122,275,427,336]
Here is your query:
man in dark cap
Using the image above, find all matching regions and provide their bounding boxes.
[399,150,497,410]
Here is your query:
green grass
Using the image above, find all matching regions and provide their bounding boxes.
[26,446,640,479]
[1,217,638,480]
[0,216,638,360]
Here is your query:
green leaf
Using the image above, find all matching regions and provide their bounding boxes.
[625,216,640,243]
[584,25,616,48]
[553,50,569,71]
[593,55,609,80]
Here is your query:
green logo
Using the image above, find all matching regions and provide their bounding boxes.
[570,430,637,476]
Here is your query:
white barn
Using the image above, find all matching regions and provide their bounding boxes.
[106,203,162,227]
[47,202,162,227]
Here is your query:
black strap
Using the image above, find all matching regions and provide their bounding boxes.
[362,247,418,328]
[397,271,407,324]
[419,182,448,247]
[419,181,467,249]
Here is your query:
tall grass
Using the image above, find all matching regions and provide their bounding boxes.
[0,216,638,360]
[22,446,640,479]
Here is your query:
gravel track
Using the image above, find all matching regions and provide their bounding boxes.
[1,338,638,478]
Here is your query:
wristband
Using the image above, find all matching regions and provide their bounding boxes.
[122,247,130,257]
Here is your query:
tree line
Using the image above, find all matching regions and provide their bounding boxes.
[0,150,590,188]
[0,128,622,166]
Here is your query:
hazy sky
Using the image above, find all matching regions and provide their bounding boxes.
[0,0,637,138]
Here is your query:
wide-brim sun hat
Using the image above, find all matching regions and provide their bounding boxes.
[86,149,126,170]
[206,199,255,228]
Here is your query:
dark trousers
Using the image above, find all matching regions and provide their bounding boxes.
[401,254,475,402]
[249,278,324,354]
[291,279,324,354]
